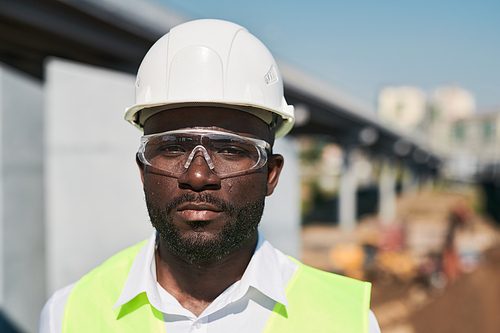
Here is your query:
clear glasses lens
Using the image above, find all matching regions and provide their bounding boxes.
[139,129,270,177]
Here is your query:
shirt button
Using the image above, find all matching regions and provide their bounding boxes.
[195,321,202,329]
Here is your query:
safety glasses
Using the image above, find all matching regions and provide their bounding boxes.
[138,129,271,177]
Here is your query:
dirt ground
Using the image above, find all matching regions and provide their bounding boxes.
[369,245,500,333]
[410,245,500,333]
[302,188,500,333]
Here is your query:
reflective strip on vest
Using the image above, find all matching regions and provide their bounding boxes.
[63,241,370,332]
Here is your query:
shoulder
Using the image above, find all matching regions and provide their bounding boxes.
[290,259,380,333]
[265,258,373,332]
[289,257,371,293]
[284,257,372,322]
[39,240,149,333]
[67,239,149,307]
[80,239,148,281]
[39,282,77,333]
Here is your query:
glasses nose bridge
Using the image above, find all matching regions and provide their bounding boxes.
[183,144,215,171]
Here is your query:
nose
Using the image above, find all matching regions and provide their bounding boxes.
[177,151,221,191]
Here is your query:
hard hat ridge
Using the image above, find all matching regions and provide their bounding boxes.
[124,19,295,138]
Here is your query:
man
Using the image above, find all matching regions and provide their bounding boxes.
[40,19,381,332]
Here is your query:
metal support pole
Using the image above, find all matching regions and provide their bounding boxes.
[401,166,418,197]
[339,148,357,230]
[379,157,397,224]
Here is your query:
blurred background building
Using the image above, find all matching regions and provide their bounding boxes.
[378,84,500,183]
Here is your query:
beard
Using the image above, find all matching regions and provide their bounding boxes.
[146,192,265,264]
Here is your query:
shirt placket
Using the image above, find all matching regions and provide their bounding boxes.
[189,316,208,333]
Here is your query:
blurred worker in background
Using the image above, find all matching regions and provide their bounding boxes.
[39,19,380,332]
[441,202,471,283]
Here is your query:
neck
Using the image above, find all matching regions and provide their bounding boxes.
[155,231,258,317]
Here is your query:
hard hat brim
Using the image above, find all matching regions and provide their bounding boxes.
[125,101,294,138]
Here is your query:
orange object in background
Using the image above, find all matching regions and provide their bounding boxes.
[441,247,461,283]
[329,242,365,279]
[438,200,471,283]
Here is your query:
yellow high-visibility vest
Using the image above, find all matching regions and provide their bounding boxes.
[62,241,371,332]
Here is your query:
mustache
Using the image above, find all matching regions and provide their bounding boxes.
[164,193,235,214]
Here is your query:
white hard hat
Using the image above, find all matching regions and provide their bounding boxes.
[124,19,295,138]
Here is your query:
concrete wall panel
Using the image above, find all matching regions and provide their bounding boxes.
[45,59,152,295]
[0,63,44,333]
[260,137,301,258]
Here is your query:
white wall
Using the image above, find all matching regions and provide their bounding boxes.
[260,137,302,258]
[45,59,152,295]
[0,64,45,333]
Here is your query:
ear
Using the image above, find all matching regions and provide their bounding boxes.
[266,154,284,196]
[136,154,145,185]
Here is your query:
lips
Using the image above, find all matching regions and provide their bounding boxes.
[176,202,223,221]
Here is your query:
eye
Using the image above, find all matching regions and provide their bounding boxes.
[158,144,187,155]
[218,145,252,155]
[218,146,245,155]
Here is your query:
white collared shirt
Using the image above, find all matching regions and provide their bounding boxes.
[40,232,381,332]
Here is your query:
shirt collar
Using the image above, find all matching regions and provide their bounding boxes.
[113,231,292,311]
[238,231,289,306]
[113,232,161,309]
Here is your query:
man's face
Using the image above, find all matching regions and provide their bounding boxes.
[138,107,283,263]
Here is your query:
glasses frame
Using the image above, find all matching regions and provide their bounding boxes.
[137,128,271,177]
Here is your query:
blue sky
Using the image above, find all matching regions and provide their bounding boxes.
[153,0,500,111]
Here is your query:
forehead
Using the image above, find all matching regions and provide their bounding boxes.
[143,107,274,143]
